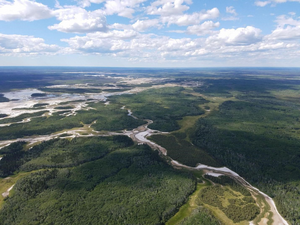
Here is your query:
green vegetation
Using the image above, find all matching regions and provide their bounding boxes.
[0,111,48,124]
[58,100,85,105]
[167,179,222,225]
[0,94,9,102]
[191,78,300,224]
[0,102,144,140]
[150,134,219,167]
[199,185,259,223]
[33,103,49,107]
[2,69,300,224]
[111,87,208,131]
[0,136,133,177]
[0,142,27,177]
[54,106,75,110]
[179,207,221,225]
[198,176,259,223]
[21,136,134,171]
[0,137,196,225]
[0,114,8,118]
[31,93,47,97]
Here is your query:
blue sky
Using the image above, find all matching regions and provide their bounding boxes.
[0,0,299,67]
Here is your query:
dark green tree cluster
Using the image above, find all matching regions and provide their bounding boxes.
[0,140,196,225]
[0,114,8,118]
[150,134,219,167]
[0,141,27,177]
[204,175,251,196]
[0,94,9,102]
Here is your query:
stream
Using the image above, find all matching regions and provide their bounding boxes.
[0,86,289,225]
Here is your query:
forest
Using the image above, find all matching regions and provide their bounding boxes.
[0,137,196,225]
[191,77,300,224]
[1,68,300,224]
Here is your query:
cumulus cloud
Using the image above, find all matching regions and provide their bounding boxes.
[186,21,220,36]
[132,19,161,32]
[161,8,220,26]
[61,29,139,53]
[206,26,262,46]
[109,19,161,32]
[266,15,300,40]
[0,33,60,55]
[147,0,193,16]
[49,7,107,33]
[0,0,52,21]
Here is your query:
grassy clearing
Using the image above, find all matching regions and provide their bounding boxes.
[166,182,210,225]
[198,184,259,224]
[0,171,33,208]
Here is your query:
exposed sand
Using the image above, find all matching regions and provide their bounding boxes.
[2,185,14,198]
[205,172,223,177]
[0,83,289,225]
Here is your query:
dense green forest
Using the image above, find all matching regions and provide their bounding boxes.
[191,78,300,224]
[150,134,219,167]
[110,87,208,131]
[2,69,300,224]
[0,137,196,225]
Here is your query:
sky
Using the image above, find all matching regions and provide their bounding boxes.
[0,0,300,67]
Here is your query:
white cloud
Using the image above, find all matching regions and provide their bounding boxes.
[0,33,59,55]
[255,1,270,7]
[226,6,237,16]
[147,0,193,16]
[206,26,262,46]
[267,15,300,40]
[83,0,147,18]
[61,30,139,53]
[161,8,220,26]
[186,21,220,36]
[109,19,161,32]
[78,0,105,8]
[255,0,300,7]
[132,19,161,32]
[270,26,300,40]
[223,6,238,21]
[49,7,107,33]
[0,0,52,21]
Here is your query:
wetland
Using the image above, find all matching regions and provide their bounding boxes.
[0,67,300,225]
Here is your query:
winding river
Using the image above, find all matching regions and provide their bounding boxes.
[0,86,289,225]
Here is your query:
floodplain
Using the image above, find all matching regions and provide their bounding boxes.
[0,67,299,225]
